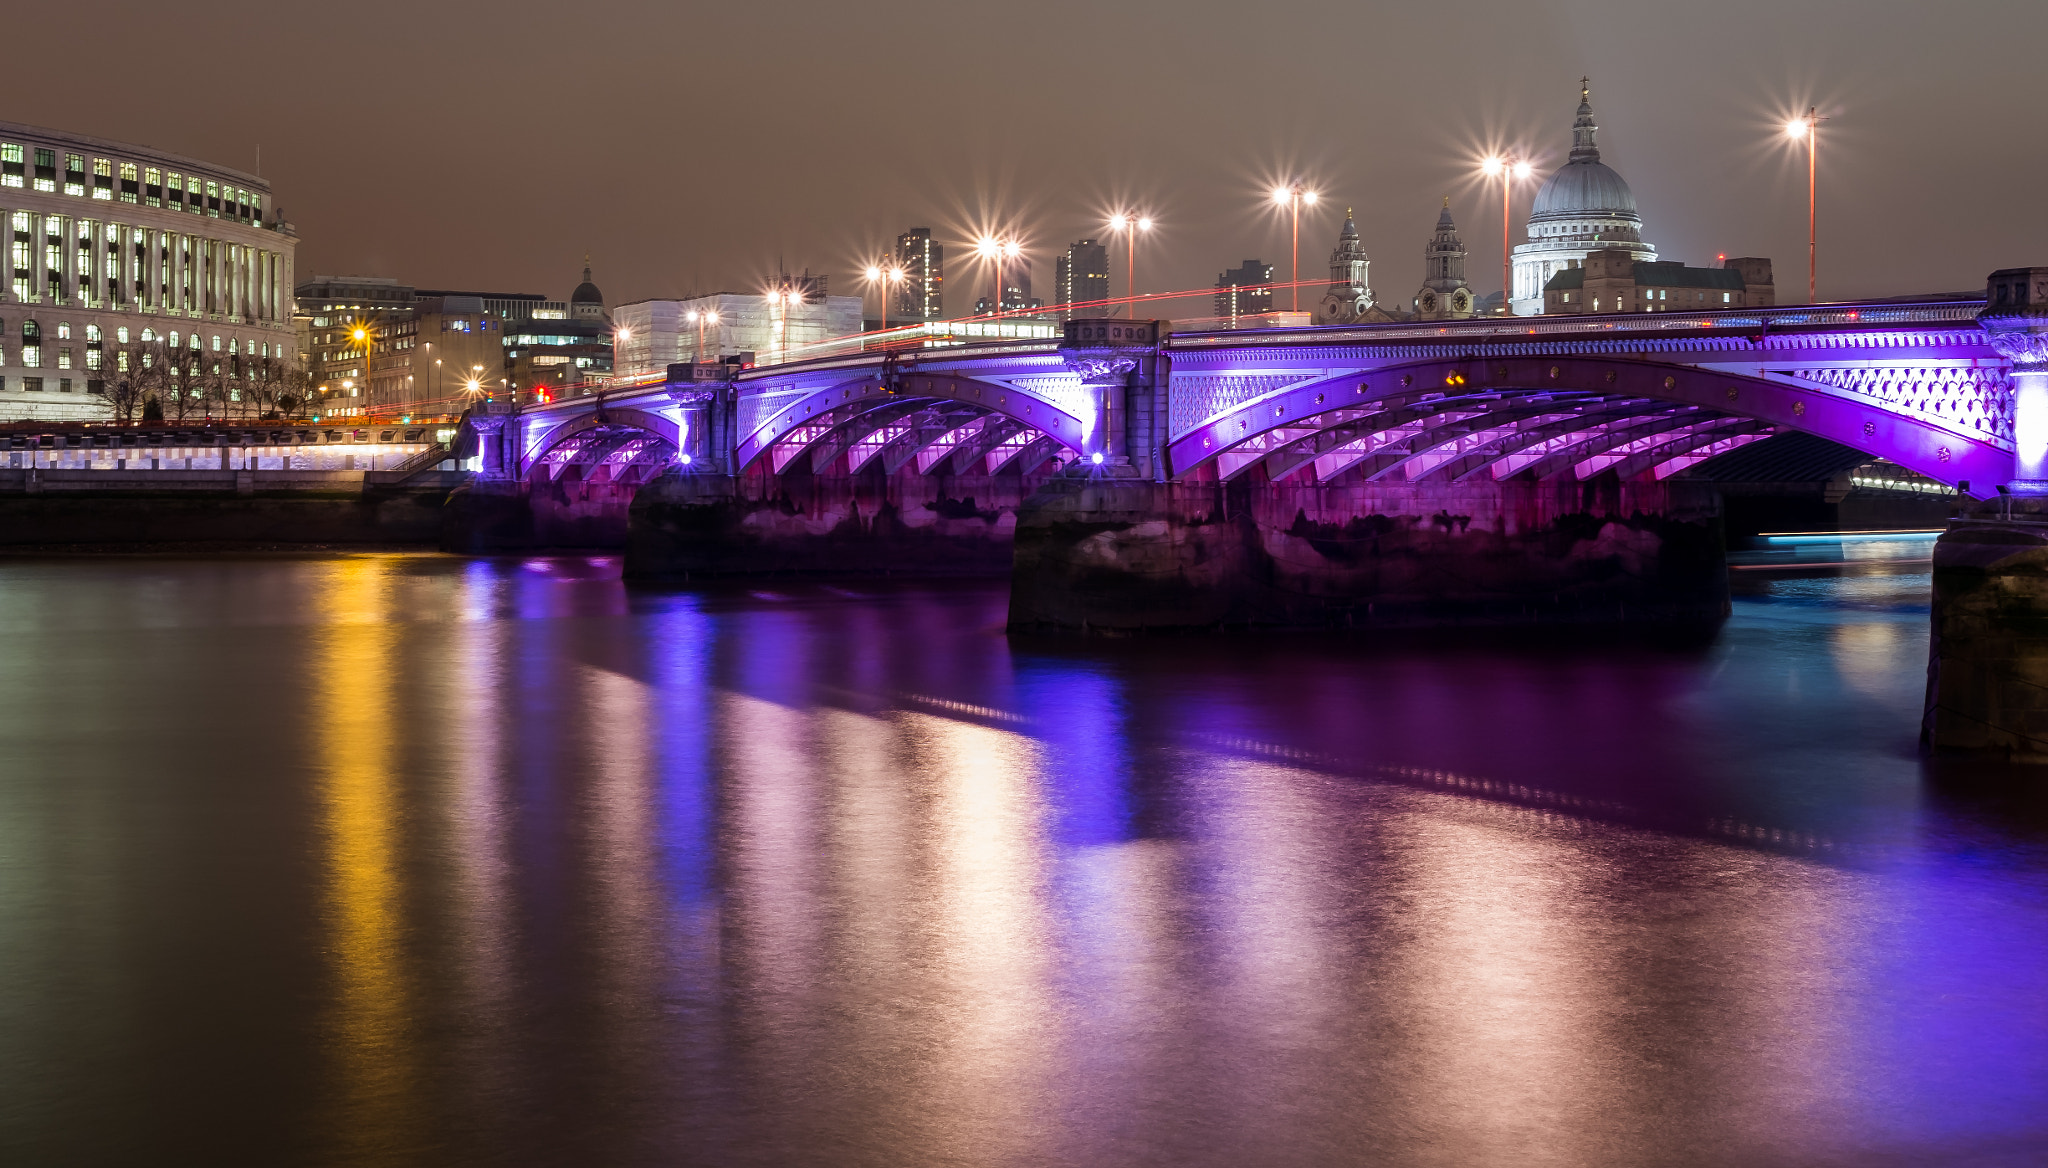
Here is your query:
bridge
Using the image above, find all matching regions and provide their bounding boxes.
[446,269,2045,633]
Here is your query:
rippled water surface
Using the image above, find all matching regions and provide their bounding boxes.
[2,552,2045,1166]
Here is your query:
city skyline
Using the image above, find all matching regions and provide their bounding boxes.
[15,0,2047,312]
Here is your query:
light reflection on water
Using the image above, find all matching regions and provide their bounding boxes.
[0,553,2044,1166]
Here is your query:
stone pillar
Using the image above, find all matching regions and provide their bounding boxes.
[1058,318,1165,477]
[1925,268,2048,757]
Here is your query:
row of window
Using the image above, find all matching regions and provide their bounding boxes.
[0,144,265,227]
[6,209,286,322]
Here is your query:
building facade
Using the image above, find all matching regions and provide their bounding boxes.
[1509,81,1656,316]
[1215,259,1274,319]
[1056,239,1109,319]
[894,228,943,321]
[0,120,298,422]
[611,292,862,376]
[1412,199,1476,320]
[1542,249,1774,314]
[298,276,563,417]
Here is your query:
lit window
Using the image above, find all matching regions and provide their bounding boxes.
[64,153,86,197]
[1723,293,1731,303]
[117,326,130,343]
[57,321,71,340]
[0,143,22,188]
[59,347,72,369]
[205,180,220,218]
[144,167,162,207]
[34,148,56,192]
[168,173,184,209]
[119,161,138,203]
[92,158,112,199]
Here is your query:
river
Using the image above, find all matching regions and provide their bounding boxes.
[1,548,2043,1166]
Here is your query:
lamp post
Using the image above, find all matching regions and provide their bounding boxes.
[1107,214,1153,318]
[1785,108,1825,303]
[862,263,905,334]
[686,308,720,361]
[1481,155,1534,315]
[975,236,1023,317]
[1270,184,1318,313]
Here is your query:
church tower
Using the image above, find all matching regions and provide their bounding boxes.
[1413,198,1475,320]
[1317,209,1392,324]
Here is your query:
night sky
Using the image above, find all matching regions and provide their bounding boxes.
[18,0,2045,311]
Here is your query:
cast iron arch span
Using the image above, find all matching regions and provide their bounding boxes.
[736,372,1087,475]
[1167,354,2010,494]
[522,406,681,482]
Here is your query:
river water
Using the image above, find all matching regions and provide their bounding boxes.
[1,549,2044,1166]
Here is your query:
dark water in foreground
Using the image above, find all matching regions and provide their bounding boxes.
[2,551,2045,1167]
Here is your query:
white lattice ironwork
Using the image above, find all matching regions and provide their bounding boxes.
[1780,365,2014,448]
[1168,374,1320,438]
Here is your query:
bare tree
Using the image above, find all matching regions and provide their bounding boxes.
[276,364,315,421]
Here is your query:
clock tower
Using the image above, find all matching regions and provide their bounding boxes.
[1413,198,1475,321]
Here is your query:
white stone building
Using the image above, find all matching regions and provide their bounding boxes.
[612,293,863,375]
[0,119,297,421]
[1509,81,1656,317]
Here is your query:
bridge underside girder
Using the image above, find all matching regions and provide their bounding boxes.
[758,388,1075,478]
[1170,354,2009,491]
[532,425,676,484]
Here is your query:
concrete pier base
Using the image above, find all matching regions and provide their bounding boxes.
[624,465,1055,580]
[1925,509,2048,760]
[1008,472,1728,632]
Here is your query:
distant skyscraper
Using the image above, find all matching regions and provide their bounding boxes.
[894,228,943,320]
[1056,239,1110,318]
[1215,259,1274,318]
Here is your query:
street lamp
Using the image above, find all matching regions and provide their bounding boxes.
[1107,213,1154,318]
[862,262,906,333]
[1785,108,1826,303]
[686,308,720,361]
[974,235,1023,317]
[1270,184,1319,312]
[1480,155,1535,315]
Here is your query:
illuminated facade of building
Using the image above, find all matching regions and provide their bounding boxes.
[297,276,562,417]
[1056,239,1109,319]
[612,292,862,376]
[1542,249,1774,314]
[1509,80,1656,316]
[0,119,298,422]
[894,228,943,321]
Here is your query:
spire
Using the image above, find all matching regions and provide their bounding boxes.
[1437,197,1455,228]
[1570,77,1600,163]
[1341,207,1358,238]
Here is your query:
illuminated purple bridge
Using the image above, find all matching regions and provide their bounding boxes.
[458,275,2048,629]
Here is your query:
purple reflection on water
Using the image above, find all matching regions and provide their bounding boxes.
[0,557,2043,1165]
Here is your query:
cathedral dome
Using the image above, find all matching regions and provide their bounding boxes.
[1526,80,1642,227]
[1529,159,1637,221]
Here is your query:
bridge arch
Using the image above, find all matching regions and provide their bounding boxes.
[735,371,1089,477]
[522,404,682,484]
[1167,354,2010,494]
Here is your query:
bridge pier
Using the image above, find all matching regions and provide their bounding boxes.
[1008,471,1727,631]
[1926,269,2048,759]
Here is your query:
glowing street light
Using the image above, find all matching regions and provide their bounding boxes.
[974,235,1024,316]
[686,308,720,360]
[1480,155,1535,315]
[1270,184,1318,312]
[862,262,906,333]
[1784,107,1826,302]
[1107,213,1154,318]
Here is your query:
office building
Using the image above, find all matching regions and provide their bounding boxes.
[0,118,298,422]
[1215,259,1274,319]
[894,228,943,321]
[1056,239,1109,319]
